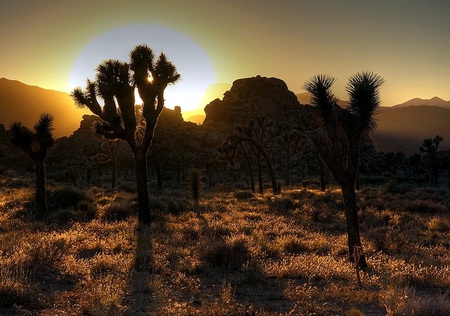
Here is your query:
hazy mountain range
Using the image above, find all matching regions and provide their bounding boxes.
[1,78,449,154]
[0,78,88,138]
[297,92,450,153]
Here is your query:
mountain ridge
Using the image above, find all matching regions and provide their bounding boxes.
[0,78,89,138]
[393,96,450,108]
[1,78,449,154]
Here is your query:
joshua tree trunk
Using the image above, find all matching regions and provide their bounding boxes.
[35,160,47,216]
[135,151,150,224]
[341,180,367,269]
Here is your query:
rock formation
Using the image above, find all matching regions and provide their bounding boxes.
[203,76,313,133]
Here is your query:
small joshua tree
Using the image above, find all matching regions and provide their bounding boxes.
[189,168,203,213]
[11,114,55,216]
[420,135,443,185]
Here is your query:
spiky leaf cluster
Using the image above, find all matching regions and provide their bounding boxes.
[72,44,180,149]
[10,113,54,161]
[346,72,384,132]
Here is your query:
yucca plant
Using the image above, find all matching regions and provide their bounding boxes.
[304,72,384,269]
[10,113,55,216]
[189,168,203,213]
[72,45,180,224]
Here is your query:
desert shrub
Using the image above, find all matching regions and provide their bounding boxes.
[167,197,191,215]
[301,178,321,188]
[47,186,86,209]
[277,235,307,254]
[382,179,412,195]
[102,202,133,221]
[117,181,136,193]
[268,197,295,213]
[78,200,98,220]
[202,200,230,213]
[0,283,37,309]
[148,196,168,212]
[4,177,31,189]
[427,216,450,232]
[234,190,255,200]
[360,175,388,186]
[382,286,450,316]
[200,236,251,271]
[405,200,447,213]
[346,308,364,316]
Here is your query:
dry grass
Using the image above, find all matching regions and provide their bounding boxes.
[0,182,449,315]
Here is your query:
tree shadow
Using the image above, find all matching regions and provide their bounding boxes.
[122,222,158,315]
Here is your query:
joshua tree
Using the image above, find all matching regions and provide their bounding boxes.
[304,72,384,269]
[189,168,203,213]
[223,122,279,195]
[420,135,443,185]
[10,114,55,216]
[72,45,180,224]
[276,128,305,186]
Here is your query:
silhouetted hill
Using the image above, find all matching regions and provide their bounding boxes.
[296,92,450,154]
[0,78,88,137]
[203,76,313,133]
[372,105,450,154]
[393,96,450,109]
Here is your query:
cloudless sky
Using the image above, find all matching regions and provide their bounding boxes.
[1,0,450,112]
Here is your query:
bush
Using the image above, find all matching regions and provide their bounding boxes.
[102,202,133,221]
[78,200,98,220]
[405,200,447,213]
[234,190,255,200]
[47,186,86,209]
[268,197,295,213]
[200,236,251,271]
[167,197,191,215]
[382,179,412,195]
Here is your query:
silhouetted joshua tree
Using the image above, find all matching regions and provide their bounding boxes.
[72,45,180,224]
[420,135,443,185]
[223,120,279,195]
[11,114,55,216]
[304,72,384,269]
[276,128,305,186]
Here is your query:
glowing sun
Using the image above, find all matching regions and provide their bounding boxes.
[69,24,217,112]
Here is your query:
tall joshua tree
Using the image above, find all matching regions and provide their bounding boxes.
[11,114,55,216]
[304,72,384,269]
[72,45,180,224]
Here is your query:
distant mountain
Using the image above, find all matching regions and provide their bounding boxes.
[372,105,450,154]
[393,96,450,109]
[297,92,450,154]
[0,78,89,137]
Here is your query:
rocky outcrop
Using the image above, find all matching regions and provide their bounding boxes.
[203,76,312,133]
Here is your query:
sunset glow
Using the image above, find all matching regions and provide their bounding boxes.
[69,24,216,112]
[1,1,450,111]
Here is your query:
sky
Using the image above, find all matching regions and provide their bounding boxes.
[1,0,450,115]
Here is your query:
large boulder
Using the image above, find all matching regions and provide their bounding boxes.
[203,76,311,133]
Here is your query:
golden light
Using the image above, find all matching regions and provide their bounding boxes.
[69,24,217,113]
